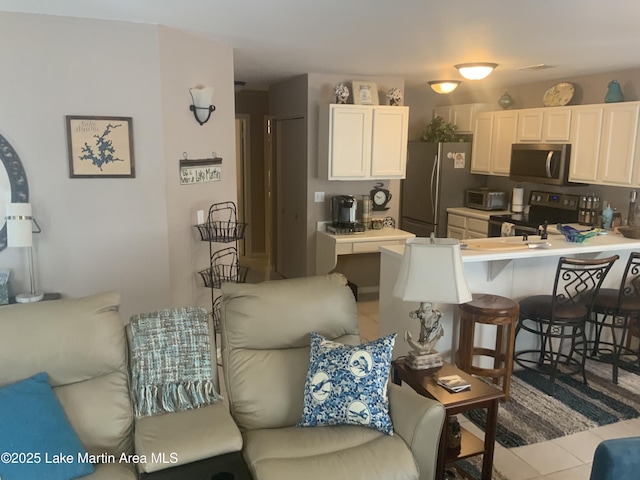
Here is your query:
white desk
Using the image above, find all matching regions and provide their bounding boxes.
[315,228,415,275]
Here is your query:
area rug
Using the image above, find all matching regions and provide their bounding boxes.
[464,359,640,449]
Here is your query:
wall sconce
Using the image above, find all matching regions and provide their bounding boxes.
[454,63,498,80]
[189,86,215,126]
[6,203,43,303]
[428,81,461,94]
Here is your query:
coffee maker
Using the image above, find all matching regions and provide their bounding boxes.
[327,195,365,234]
[332,195,357,227]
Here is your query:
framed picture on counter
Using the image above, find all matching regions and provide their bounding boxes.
[352,81,379,105]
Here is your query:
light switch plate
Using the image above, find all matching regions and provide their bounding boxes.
[314,192,325,202]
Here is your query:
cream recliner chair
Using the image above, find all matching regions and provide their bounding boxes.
[220,273,445,480]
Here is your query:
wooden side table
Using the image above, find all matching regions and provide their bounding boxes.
[392,359,504,480]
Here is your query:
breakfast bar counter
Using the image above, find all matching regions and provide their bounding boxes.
[378,233,640,360]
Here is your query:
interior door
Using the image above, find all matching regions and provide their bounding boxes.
[235,115,250,256]
[273,117,307,279]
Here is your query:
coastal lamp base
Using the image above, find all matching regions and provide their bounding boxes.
[405,350,443,370]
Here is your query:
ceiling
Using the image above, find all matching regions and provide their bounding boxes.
[3,0,640,90]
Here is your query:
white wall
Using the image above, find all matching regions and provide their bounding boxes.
[158,27,237,310]
[0,13,236,320]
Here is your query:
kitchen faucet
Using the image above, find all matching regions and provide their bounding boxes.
[538,221,549,240]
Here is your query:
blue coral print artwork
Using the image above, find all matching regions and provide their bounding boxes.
[67,116,134,177]
[298,332,396,435]
[79,123,124,170]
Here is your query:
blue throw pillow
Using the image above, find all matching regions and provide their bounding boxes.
[298,332,396,435]
[0,372,95,480]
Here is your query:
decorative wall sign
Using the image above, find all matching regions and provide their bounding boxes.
[352,81,379,105]
[179,154,222,185]
[66,116,135,178]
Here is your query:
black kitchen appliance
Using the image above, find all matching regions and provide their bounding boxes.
[329,195,364,234]
[488,191,580,237]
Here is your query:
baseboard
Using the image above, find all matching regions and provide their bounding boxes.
[359,286,379,295]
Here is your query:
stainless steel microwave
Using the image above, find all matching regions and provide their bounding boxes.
[465,188,507,211]
[509,143,573,186]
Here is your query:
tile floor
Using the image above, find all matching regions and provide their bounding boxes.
[356,294,640,480]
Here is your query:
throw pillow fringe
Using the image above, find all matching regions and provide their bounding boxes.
[135,380,222,418]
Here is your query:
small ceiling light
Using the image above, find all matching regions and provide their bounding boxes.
[234,80,246,93]
[428,81,461,94]
[455,63,498,80]
[189,85,215,126]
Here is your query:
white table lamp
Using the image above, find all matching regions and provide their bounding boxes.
[393,236,472,369]
[6,203,43,303]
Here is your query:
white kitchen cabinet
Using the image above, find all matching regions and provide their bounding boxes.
[568,106,604,183]
[446,208,495,239]
[433,103,493,134]
[516,108,571,143]
[471,111,518,176]
[318,104,409,180]
[599,103,640,186]
[568,102,639,186]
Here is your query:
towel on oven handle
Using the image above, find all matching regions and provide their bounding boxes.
[501,222,515,237]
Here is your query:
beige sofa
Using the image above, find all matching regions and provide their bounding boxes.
[0,292,245,480]
[220,274,446,480]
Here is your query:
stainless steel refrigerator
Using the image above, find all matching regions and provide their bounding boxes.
[400,142,484,237]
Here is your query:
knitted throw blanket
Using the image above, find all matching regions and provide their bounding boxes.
[129,307,222,418]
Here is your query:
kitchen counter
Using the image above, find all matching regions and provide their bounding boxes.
[315,227,415,275]
[379,232,640,264]
[378,233,640,361]
[446,207,511,220]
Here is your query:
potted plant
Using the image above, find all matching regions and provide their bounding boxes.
[421,116,462,143]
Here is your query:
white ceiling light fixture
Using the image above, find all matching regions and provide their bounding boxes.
[455,63,498,80]
[428,80,461,94]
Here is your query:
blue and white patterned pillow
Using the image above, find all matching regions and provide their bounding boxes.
[297,332,396,435]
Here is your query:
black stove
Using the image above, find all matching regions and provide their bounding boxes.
[489,191,580,237]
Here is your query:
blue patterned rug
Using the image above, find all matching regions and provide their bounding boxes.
[464,359,640,449]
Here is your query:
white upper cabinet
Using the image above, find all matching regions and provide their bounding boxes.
[434,103,493,134]
[319,104,408,180]
[568,102,640,186]
[517,108,572,143]
[471,111,518,176]
[599,103,640,185]
[568,106,604,183]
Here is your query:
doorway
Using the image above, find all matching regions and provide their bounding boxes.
[235,113,272,281]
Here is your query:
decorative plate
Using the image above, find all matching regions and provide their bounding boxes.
[543,82,575,107]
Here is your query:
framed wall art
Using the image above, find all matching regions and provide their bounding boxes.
[66,116,135,178]
[352,81,379,105]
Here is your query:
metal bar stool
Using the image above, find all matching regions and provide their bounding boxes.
[514,255,619,396]
[456,293,520,400]
[584,252,640,383]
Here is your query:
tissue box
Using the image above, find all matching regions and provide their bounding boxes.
[0,269,9,305]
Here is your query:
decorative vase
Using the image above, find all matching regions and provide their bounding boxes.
[386,88,402,106]
[336,95,348,104]
[605,80,624,103]
[498,91,514,109]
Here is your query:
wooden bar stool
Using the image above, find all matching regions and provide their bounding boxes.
[456,293,519,400]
